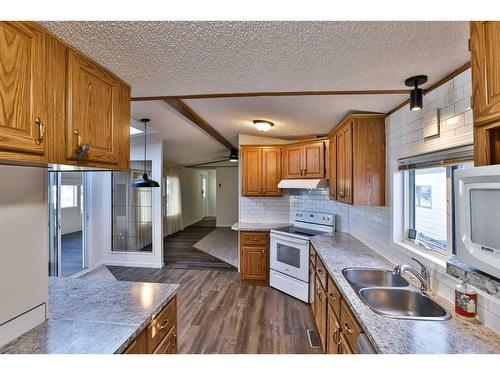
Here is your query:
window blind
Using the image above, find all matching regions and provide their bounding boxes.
[398,144,474,171]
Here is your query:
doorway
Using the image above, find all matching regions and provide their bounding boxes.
[49,171,89,277]
[201,173,208,218]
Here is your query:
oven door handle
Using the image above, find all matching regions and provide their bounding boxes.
[270,233,309,246]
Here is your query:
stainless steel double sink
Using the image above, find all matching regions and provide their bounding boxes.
[342,268,450,321]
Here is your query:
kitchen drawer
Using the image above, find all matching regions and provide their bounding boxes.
[241,231,268,246]
[315,256,327,288]
[340,299,362,353]
[153,325,177,354]
[147,296,177,353]
[327,275,342,319]
[123,329,147,354]
[309,245,316,268]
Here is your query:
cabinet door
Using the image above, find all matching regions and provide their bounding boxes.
[337,123,353,204]
[241,246,268,284]
[66,50,120,165]
[327,304,341,354]
[262,147,282,196]
[0,22,46,161]
[314,275,327,350]
[153,326,177,354]
[242,147,262,196]
[328,135,337,200]
[309,262,316,310]
[471,21,500,126]
[285,144,303,178]
[303,141,325,178]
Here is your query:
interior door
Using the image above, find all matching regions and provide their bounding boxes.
[303,141,325,178]
[0,22,46,159]
[285,144,303,178]
[48,171,89,277]
[262,147,282,196]
[201,174,208,217]
[66,50,119,164]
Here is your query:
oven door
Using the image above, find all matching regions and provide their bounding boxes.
[270,233,309,282]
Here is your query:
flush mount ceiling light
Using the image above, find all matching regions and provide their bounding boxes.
[131,118,160,188]
[253,119,274,132]
[405,75,428,111]
[229,148,239,162]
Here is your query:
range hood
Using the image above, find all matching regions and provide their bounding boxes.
[277,179,329,189]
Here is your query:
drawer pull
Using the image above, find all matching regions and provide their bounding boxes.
[344,322,353,334]
[317,269,323,275]
[329,293,336,302]
[172,333,177,348]
[159,320,170,330]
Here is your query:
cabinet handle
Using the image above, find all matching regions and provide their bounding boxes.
[159,319,170,330]
[329,293,336,302]
[338,189,345,198]
[73,130,90,160]
[34,117,44,145]
[316,288,322,300]
[344,322,353,334]
[317,269,323,275]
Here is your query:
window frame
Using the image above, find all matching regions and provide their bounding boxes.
[404,166,454,259]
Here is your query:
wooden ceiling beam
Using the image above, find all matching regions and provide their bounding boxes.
[133,89,410,101]
[164,99,234,150]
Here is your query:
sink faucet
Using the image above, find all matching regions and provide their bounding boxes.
[393,258,430,294]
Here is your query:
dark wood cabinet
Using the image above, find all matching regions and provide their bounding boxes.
[241,146,282,196]
[471,21,500,166]
[240,231,269,285]
[284,140,326,179]
[329,113,385,206]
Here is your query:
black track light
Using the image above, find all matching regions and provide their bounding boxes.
[405,75,428,111]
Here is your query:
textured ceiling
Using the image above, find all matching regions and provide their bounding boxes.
[41,21,469,97]
[131,101,228,166]
[185,94,407,143]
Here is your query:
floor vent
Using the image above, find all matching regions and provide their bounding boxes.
[307,330,321,348]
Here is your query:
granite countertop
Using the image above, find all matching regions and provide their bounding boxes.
[310,232,500,354]
[231,222,290,231]
[0,277,179,354]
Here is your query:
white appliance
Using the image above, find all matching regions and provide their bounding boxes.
[270,211,335,302]
[277,178,329,189]
[455,165,500,279]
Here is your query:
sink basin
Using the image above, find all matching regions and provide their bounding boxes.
[359,288,451,321]
[342,267,409,292]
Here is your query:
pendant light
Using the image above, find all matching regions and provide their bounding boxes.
[405,75,428,111]
[229,148,238,162]
[131,118,160,188]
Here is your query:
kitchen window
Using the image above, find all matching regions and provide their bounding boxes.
[399,145,474,257]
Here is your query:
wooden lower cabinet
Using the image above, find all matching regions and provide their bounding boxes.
[123,296,177,354]
[240,231,269,285]
[309,244,366,354]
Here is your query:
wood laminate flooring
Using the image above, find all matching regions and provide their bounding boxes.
[108,265,320,354]
[163,218,235,270]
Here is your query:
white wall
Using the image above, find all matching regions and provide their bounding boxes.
[207,170,216,217]
[216,167,238,227]
[180,167,204,227]
[0,166,48,347]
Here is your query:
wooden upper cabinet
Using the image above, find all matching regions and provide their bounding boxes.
[284,144,303,178]
[328,135,337,200]
[471,21,500,126]
[66,51,120,165]
[470,21,500,166]
[330,114,385,206]
[0,22,47,163]
[262,147,282,195]
[241,146,282,196]
[0,21,131,170]
[284,140,326,179]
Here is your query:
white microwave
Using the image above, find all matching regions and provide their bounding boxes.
[455,165,500,279]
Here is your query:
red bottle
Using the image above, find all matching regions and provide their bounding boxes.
[455,281,477,318]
